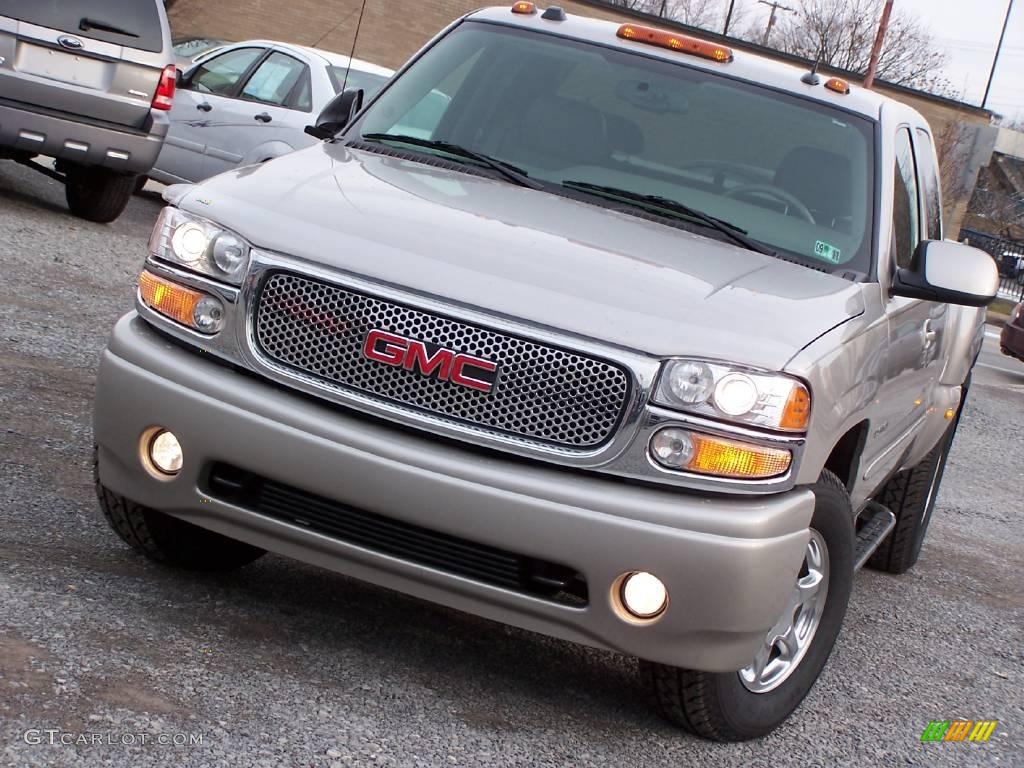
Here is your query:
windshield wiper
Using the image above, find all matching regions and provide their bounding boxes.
[560,180,775,256]
[359,133,544,190]
[80,17,139,38]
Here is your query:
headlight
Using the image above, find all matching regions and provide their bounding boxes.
[654,359,810,432]
[148,207,251,285]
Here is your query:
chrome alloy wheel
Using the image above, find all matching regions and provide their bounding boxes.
[739,529,830,693]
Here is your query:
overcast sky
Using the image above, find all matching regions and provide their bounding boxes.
[736,0,1023,120]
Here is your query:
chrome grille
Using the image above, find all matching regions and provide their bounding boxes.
[252,273,631,448]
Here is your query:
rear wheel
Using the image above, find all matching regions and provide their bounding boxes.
[641,470,854,741]
[64,165,135,223]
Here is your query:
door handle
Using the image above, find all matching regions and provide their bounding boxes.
[197,102,212,112]
[255,112,272,123]
[922,319,937,347]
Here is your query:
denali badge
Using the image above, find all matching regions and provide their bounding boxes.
[363,329,498,394]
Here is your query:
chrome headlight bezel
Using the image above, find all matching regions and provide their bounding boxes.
[653,358,810,433]
[148,207,252,285]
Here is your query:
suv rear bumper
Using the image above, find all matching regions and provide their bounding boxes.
[0,100,167,174]
[94,314,815,672]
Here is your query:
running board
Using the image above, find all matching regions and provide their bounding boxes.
[853,502,897,571]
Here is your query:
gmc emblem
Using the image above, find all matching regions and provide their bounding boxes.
[362,329,499,394]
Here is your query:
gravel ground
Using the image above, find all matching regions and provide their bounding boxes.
[1,160,1022,768]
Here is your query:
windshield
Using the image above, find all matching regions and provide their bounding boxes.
[352,22,876,273]
[327,67,390,98]
[2,0,164,52]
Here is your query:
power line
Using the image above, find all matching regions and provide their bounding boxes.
[984,0,1015,109]
[757,0,794,46]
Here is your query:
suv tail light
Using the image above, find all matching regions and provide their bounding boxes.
[152,65,176,111]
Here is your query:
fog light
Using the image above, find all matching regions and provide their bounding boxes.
[192,296,225,333]
[620,572,668,619]
[649,427,694,469]
[148,429,182,475]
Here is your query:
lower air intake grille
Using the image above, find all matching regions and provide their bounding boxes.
[206,464,588,606]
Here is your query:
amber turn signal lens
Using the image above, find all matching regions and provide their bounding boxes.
[824,77,850,95]
[780,384,811,431]
[511,1,536,13]
[687,433,792,479]
[617,24,733,62]
[138,270,205,328]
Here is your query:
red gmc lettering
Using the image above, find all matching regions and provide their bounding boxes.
[362,330,497,394]
[363,329,407,366]
[451,356,498,393]
[402,341,455,378]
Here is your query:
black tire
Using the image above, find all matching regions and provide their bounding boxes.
[641,470,854,741]
[133,174,149,194]
[95,456,265,572]
[867,378,968,574]
[64,165,135,223]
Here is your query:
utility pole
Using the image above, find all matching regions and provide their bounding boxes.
[758,1,793,47]
[723,0,737,34]
[982,0,1014,109]
[863,0,894,89]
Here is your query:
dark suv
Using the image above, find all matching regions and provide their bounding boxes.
[1001,301,1024,362]
[0,0,174,222]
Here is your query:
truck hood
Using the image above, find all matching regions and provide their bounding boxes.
[179,143,866,370]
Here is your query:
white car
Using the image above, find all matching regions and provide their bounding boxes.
[150,40,394,184]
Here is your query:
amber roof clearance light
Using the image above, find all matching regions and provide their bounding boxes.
[617,24,733,63]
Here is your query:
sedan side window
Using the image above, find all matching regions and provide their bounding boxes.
[189,48,264,96]
[892,128,921,270]
[240,52,307,108]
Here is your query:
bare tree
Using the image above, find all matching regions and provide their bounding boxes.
[767,0,950,91]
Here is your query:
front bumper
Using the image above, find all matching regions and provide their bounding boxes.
[94,314,815,672]
[1001,320,1024,362]
[0,98,167,174]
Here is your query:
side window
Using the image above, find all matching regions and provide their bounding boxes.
[292,70,313,113]
[914,128,943,241]
[189,48,264,96]
[892,128,921,270]
[240,52,307,108]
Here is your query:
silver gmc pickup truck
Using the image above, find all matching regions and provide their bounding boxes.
[92,5,999,741]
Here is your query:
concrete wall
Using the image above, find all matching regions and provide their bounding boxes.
[167,0,994,232]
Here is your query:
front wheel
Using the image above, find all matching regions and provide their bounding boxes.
[640,470,854,741]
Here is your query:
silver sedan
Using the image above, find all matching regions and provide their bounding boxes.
[151,40,393,184]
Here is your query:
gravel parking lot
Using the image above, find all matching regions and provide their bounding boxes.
[1,160,1022,768]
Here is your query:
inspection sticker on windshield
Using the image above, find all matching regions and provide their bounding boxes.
[814,240,842,263]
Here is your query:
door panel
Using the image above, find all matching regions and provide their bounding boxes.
[202,51,308,177]
[864,127,946,487]
[154,46,265,182]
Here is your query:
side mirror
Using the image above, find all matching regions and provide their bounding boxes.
[305,88,363,140]
[891,240,999,307]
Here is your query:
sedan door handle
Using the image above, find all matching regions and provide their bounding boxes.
[196,102,213,112]
[922,319,937,347]
[255,112,272,123]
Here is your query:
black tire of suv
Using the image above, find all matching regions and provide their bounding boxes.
[867,376,968,574]
[640,470,854,742]
[95,456,266,571]
[64,166,135,223]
